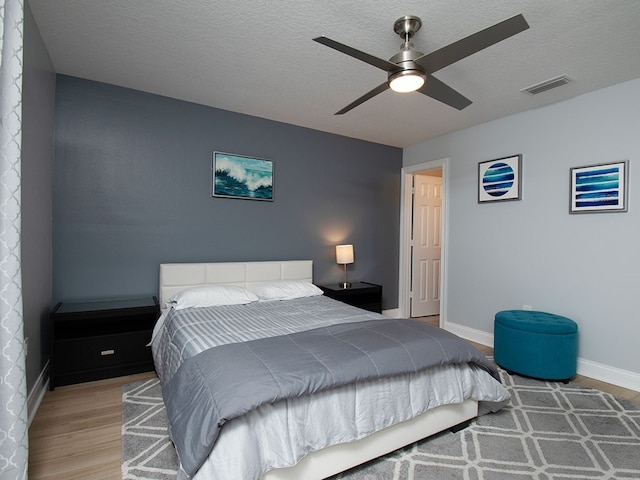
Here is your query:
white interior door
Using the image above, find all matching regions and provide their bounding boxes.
[411,174,442,317]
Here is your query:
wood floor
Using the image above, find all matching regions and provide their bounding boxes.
[28,318,640,480]
[28,372,157,480]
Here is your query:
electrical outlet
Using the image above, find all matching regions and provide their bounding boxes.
[523,304,532,311]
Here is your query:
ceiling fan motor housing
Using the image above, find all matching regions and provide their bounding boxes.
[389,48,426,70]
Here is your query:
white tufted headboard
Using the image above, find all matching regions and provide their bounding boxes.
[159,260,313,307]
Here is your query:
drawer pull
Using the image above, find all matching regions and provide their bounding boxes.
[101,349,115,356]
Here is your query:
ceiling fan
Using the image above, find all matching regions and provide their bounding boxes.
[313,14,529,115]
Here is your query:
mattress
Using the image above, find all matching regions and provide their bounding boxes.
[151,295,510,480]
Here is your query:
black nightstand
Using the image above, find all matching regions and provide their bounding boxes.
[318,282,383,313]
[50,297,159,390]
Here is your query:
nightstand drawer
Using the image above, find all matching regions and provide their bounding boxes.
[55,331,152,373]
[332,290,380,309]
[354,301,382,313]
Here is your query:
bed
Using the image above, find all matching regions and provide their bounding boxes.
[151,260,510,480]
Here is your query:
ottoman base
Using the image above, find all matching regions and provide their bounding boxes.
[494,310,578,381]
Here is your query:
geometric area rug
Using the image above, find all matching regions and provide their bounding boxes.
[122,367,640,480]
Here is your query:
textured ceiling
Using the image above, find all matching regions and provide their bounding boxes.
[28,0,640,147]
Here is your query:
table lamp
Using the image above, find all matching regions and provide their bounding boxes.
[336,244,354,288]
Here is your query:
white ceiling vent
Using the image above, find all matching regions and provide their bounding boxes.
[522,75,572,95]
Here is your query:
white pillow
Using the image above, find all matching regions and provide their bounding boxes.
[168,285,259,310]
[248,280,323,301]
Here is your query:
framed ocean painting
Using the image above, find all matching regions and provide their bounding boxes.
[478,155,522,203]
[570,160,628,213]
[212,152,274,201]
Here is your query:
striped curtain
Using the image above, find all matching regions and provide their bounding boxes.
[0,0,26,479]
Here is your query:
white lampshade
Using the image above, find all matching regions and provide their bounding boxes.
[336,244,354,265]
[388,70,426,93]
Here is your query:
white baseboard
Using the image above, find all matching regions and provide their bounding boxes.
[577,358,640,393]
[444,320,494,348]
[444,320,640,393]
[27,361,49,427]
[382,308,401,318]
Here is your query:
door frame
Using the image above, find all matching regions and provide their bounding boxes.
[398,158,450,323]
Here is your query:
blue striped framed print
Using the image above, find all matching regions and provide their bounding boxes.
[478,155,522,203]
[570,160,628,213]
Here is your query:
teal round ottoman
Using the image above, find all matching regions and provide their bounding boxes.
[494,310,578,381]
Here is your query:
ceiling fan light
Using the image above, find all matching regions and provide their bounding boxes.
[389,70,426,93]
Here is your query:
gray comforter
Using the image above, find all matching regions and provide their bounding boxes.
[163,318,499,478]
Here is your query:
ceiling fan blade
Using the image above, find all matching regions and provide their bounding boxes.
[418,74,472,110]
[335,82,389,115]
[313,36,402,73]
[416,14,529,73]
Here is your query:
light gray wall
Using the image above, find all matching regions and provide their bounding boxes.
[404,78,639,377]
[53,76,402,308]
[22,2,55,394]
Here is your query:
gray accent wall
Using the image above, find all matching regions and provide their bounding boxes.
[53,76,401,308]
[404,78,639,380]
[22,2,55,395]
